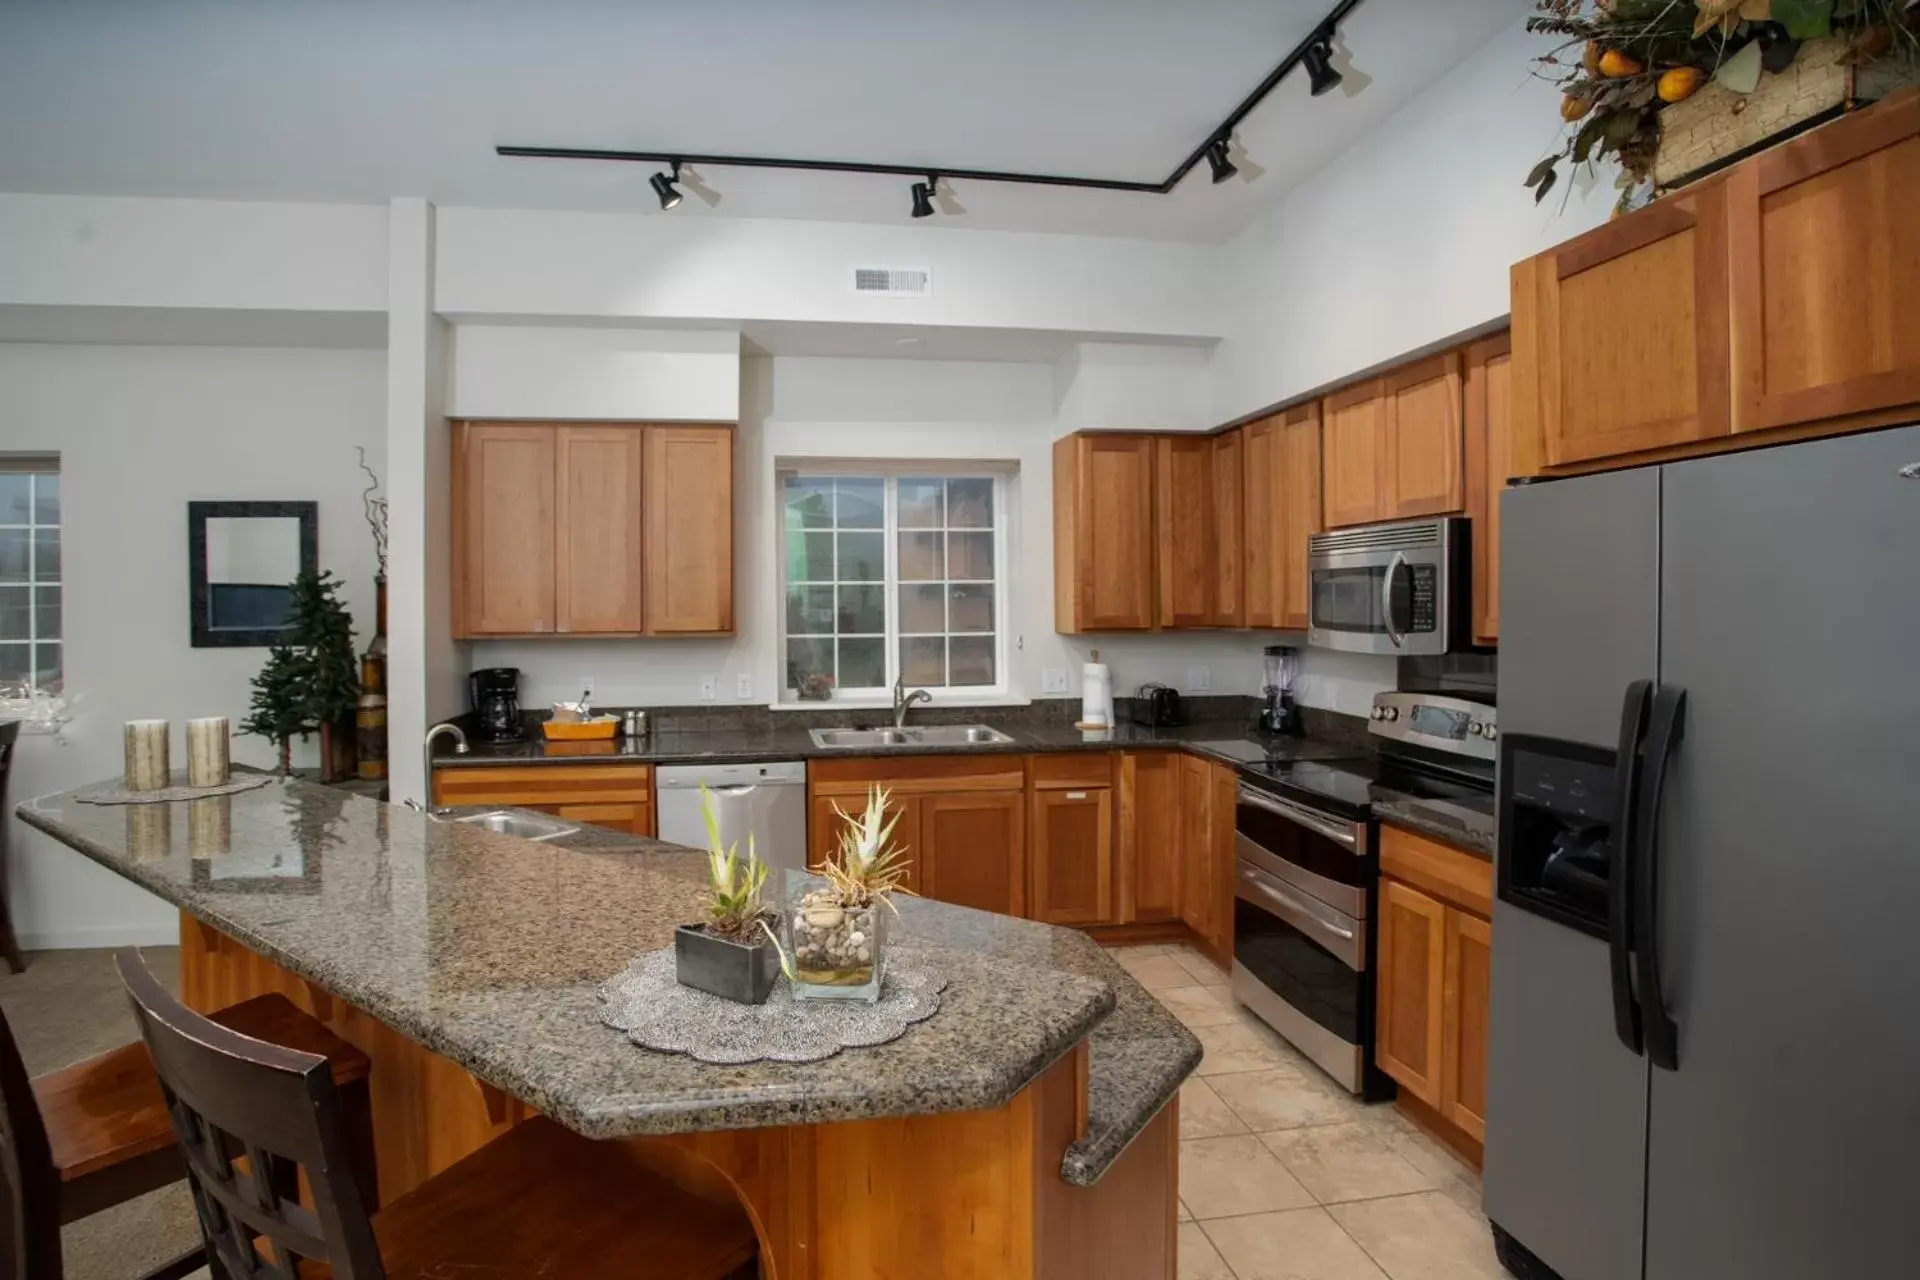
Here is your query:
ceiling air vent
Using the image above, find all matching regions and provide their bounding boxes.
[852,267,931,297]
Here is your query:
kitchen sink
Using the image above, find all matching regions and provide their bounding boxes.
[807,724,1015,750]
[452,810,580,841]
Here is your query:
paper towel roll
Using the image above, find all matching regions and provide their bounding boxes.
[1081,661,1112,727]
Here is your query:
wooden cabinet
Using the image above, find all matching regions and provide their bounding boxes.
[1321,380,1390,529]
[1277,404,1323,630]
[1029,786,1115,927]
[1154,435,1215,628]
[453,422,734,639]
[431,764,656,837]
[1728,90,1920,435]
[1173,755,1235,965]
[1117,752,1182,924]
[1209,430,1245,627]
[643,425,734,634]
[1054,433,1157,632]
[1464,335,1513,645]
[1376,823,1493,1149]
[555,426,644,634]
[810,789,924,896]
[1241,416,1280,629]
[1382,352,1465,520]
[455,423,558,635]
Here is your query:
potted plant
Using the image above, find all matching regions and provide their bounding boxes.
[674,785,780,1004]
[776,786,913,1003]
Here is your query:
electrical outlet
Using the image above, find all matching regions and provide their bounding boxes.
[1041,667,1069,695]
[736,673,753,700]
[1187,665,1211,692]
[699,675,717,700]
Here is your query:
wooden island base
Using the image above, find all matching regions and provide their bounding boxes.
[180,916,1177,1279]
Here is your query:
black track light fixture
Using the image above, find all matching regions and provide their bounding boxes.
[910,175,938,218]
[650,161,684,211]
[1302,35,1343,97]
[1204,137,1238,184]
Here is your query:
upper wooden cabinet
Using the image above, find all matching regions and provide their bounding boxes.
[1277,406,1323,630]
[1463,335,1513,646]
[1054,434,1156,632]
[644,426,735,634]
[453,422,734,639]
[1321,380,1390,529]
[1321,356,1466,530]
[1209,430,1245,627]
[1243,404,1322,631]
[1727,90,1920,434]
[1154,435,1215,628]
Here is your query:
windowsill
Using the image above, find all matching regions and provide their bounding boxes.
[770,692,1034,712]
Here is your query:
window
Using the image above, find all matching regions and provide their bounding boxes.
[0,460,61,692]
[781,471,1005,699]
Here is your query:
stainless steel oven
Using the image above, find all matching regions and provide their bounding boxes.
[1231,780,1375,1093]
[1307,516,1471,656]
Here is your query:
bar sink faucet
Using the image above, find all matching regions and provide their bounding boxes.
[893,674,932,728]
[420,722,468,814]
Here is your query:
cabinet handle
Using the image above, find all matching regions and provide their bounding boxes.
[1066,791,1087,800]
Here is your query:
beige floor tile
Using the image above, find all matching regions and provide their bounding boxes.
[1437,1173,1485,1220]
[1178,1198,1193,1222]
[1191,1021,1305,1077]
[1210,1067,1368,1132]
[1110,942,1175,960]
[1170,948,1231,986]
[1122,953,1207,992]
[1203,1207,1390,1280]
[1179,1135,1317,1219]
[1156,984,1242,1029]
[1261,1122,1449,1204]
[1178,1221,1235,1280]
[1179,1077,1250,1138]
[1330,1191,1505,1280]
[1380,1117,1481,1189]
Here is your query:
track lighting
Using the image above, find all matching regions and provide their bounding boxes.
[910,176,937,218]
[1302,35,1343,97]
[650,161,684,211]
[1205,138,1238,184]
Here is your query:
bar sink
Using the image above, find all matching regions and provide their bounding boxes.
[452,810,580,841]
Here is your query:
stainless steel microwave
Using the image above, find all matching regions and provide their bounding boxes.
[1306,517,1471,656]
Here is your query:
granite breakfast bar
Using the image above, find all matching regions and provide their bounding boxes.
[20,776,1200,1279]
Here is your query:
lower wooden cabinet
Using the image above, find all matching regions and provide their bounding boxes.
[430,764,656,838]
[1441,909,1493,1142]
[1375,877,1449,1104]
[1118,753,1182,924]
[1173,755,1236,966]
[921,790,1025,917]
[1029,785,1114,927]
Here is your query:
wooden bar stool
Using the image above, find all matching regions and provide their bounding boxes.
[0,719,29,973]
[116,949,760,1280]
[0,982,373,1280]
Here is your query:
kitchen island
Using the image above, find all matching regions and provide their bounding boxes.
[20,776,1199,1279]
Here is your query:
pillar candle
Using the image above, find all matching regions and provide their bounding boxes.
[124,720,171,792]
[187,716,231,788]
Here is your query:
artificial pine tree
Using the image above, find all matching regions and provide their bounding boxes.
[240,643,311,774]
[283,570,360,781]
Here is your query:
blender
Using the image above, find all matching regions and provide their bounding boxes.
[1258,645,1300,736]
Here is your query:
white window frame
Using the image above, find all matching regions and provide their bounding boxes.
[778,465,1012,706]
[0,458,61,693]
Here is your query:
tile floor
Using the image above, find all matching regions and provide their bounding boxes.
[1114,944,1506,1280]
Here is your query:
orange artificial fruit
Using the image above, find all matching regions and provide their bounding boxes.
[1658,66,1706,103]
[1598,48,1645,78]
[1562,93,1594,122]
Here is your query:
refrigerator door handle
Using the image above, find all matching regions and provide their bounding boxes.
[1609,680,1653,1057]
[1381,552,1407,649]
[1634,684,1688,1072]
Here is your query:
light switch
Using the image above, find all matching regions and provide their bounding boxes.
[1187,665,1211,692]
[736,673,753,699]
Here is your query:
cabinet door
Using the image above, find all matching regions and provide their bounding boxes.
[1055,434,1155,632]
[455,423,557,636]
[1538,180,1731,465]
[1321,381,1388,529]
[921,790,1024,917]
[1383,352,1465,519]
[555,426,644,635]
[1464,335,1514,645]
[1210,430,1245,627]
[1441,909,1492,1143]
[1278,403,1324,631]
[810,791,923,897]
[1376,878,1448,1105]
[1176,754,1216,941]
[1029,787,1114,926]
[554,803,654,838]
[1242,418,1280,629]
[644,426,734,634]
[1119,753,1182,924]
[1728,94,1920,434]
[1154,435,1215,628]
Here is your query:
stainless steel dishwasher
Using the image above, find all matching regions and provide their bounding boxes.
[654,762,808,872]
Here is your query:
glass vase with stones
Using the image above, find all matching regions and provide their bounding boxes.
[786,878,889,1003]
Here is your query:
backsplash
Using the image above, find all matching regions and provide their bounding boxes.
[1397,651,1497,700]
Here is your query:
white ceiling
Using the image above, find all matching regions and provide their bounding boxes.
[0,0,1522,245]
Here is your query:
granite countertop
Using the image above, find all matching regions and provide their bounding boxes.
[1371,792,1496,858]
[18,779,1199,1187]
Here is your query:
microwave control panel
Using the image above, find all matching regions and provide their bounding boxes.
[1408,565,1437,633]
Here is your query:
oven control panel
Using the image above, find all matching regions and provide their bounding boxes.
[1368,691,1496,761]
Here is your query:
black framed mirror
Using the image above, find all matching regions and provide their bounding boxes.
[187,501,319,647]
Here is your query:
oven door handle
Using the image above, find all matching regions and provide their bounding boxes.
[1237,786,1358,849]
[1381,551,1407,649]
[1236,863,1364,968]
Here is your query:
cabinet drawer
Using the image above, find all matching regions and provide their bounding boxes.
[1379,823,1492,918]
[432,764,654,808]
[1029,753,1114,790]
[809,754,1025,796]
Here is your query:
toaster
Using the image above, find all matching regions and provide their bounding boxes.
[1131,683,1184,728]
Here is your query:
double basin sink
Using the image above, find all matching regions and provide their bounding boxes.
[449,810,580,841]
[807,723,1015,750]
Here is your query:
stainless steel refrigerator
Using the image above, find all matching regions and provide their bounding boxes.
[1483,426,1920,1280]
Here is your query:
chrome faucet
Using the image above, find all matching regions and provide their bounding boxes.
[421,722,469,814]
[892,673,933,729]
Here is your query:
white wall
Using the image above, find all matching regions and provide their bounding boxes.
[1053,341,1214,431]
[447,325,741,422]
[474,353,1275,708]
[1209,12,1614,425]
[0,343,386,947]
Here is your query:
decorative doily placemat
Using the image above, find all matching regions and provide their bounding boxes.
[71,771,275,805]
[600,949,947,1065]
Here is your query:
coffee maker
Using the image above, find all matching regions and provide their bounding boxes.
[469,667,525,743]
[1257,645,1300,736]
